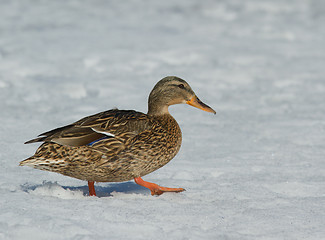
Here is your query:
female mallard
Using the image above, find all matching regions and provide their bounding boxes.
[20,76,215,196]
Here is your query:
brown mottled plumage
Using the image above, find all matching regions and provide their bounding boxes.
[20,76,215,196]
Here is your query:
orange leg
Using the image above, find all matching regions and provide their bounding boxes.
[134,177,185,196]
[88,181,97,196]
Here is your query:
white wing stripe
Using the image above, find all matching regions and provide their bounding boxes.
[91,128,115,137]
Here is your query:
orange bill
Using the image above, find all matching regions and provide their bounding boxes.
[186,96,216,114]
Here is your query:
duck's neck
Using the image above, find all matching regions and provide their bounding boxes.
[147,96,170,116]
[147,105,169,116]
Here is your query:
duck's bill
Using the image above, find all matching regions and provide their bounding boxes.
[186,96,216,114]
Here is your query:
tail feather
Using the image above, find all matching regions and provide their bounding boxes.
[20,156,66,172]
[24,136,47,144]
[20,157,40,167]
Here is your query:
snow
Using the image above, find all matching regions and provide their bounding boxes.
[1,0,325,239]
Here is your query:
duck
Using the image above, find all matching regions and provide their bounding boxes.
[20,76,216,196]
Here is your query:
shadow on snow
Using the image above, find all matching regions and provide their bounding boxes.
[21,181,148,198]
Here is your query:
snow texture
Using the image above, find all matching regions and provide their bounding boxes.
[1,0,325,239]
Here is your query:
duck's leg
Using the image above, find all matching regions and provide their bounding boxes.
[134,177,185,196]
[88,181,97,196]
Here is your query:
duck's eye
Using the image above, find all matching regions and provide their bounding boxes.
[178,84,185,89]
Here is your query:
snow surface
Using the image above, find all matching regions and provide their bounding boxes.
[1,0,325,239]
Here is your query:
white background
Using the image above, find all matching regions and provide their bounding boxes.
[1,1,325,239]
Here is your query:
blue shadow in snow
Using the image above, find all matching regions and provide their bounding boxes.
[21,181,148,198]
[65,182,148,197]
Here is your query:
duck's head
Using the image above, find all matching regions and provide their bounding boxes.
[148,76,216,115]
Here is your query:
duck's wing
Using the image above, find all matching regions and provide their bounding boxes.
[25,109,153,149]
